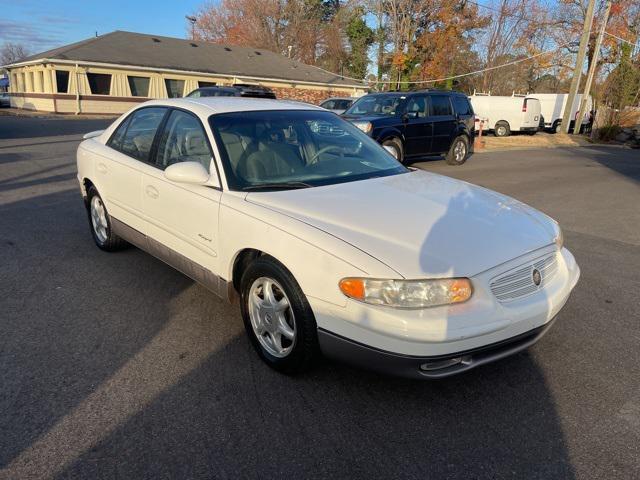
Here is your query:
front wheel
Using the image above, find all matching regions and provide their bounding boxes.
[382,138,404,163]
[240,256,320,374]
[446,135,469,165]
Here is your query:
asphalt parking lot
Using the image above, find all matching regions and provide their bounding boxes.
[1,115,639,480]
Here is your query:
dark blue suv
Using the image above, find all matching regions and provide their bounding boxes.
[342,90,475,165]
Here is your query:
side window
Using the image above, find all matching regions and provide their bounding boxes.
[321,100,335,110]
[117,108,166,161]
[155,110,213,170]
[453,96,472,116]
[405,96,428,118]
[107,115,132,151]
[430,95,453,116]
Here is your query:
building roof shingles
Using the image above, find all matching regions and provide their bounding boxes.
[16,31,363,88]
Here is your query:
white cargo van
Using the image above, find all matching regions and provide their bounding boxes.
[528,93,593,133]
[468,95,541,137]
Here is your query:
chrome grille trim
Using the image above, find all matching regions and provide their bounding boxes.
[490,253,558,302]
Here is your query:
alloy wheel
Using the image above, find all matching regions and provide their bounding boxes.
[248,277,296,358]
[90,196,109,243]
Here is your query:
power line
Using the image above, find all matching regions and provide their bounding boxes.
[317,41,573,86]
[467,0,638,50]
[604,31,640,48]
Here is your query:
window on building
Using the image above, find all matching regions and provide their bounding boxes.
[165,79,184,98]
[430,95,453,116]
[198,81,216,88]
[112,107,167,162]
[87,73,112,95]
[127,76,150,97]
[156,110,212,170]
[55,70,69,94]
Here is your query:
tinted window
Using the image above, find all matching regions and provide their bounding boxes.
[117,108,166,162]
[128,76,150,97]
[334,99,353,110]
[165,79,184,98]
[430,95,453,116]
[198,81,217,88]
[405,96,429,118]
[453,96,473,116]
[55,71,69,93]
[321,100,335,109]
[156,110,212,170]
[87,73,111,95]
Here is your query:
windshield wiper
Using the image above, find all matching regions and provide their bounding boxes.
[243,181,313,192]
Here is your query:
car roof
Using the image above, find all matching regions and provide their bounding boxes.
[138,97,324,116]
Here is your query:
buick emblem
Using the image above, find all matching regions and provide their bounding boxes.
[532,268,542,286]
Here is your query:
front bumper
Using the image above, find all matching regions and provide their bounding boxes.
[318,316,557,379]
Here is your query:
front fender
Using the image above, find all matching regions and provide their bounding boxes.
[218,193,399,307]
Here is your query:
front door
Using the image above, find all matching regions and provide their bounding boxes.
[142,108,222,276]
[402,95,432,157]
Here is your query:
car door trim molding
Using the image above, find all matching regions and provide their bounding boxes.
[110,216,228,300]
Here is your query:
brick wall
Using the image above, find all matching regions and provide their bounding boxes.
[270,86,352,105]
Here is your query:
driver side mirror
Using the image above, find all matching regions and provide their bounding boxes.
[164,161,210,185]
[403,111,418,121]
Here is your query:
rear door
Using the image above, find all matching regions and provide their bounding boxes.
[98,106,167,233]
[452,95,475,136]
[429,95,457,153]
[521,98,541,129]
[402,95,432,157]
[142,108,222,274]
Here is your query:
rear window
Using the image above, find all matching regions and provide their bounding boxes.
[453,96,473,116]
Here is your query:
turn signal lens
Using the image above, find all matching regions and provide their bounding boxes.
[339,277,472,309]
[339,278,365,300]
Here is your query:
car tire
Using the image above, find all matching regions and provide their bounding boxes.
[446,135,469,166]
[552,120,562,134]
[382,137,404,163]
[240,256,320,374]
[86,186,128,252]
[494,121,510,137]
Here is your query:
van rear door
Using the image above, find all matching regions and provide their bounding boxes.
[521,98,541,130]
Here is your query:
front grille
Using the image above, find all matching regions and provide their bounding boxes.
[490,253,558,302]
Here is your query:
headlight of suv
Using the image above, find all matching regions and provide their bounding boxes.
[352,121,372,134]
[339,277,472,309]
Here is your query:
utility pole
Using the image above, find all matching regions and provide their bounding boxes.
[574,0,612,135]
[185,16,197,40]
[561,0,596,134]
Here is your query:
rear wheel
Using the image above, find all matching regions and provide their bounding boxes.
[552,120,562,134]
[86,186,128,251]
[494,121,510,137]
[446,135,469,166]
[240,256,320,374]
[382,137,404,163]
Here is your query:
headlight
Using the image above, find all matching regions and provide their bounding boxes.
[352,121,372,134]
[339,277,472,309]
[554,225,564,250]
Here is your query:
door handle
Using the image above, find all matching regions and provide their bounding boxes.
[145,185,159,199]
[97,163,107,174]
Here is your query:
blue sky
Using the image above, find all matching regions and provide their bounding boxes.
[1,0,205,54]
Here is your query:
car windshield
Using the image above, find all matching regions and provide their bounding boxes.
[344,94,404,116]
[209,110,408,191]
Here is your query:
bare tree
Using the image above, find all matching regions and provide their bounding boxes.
[1,42,30,66]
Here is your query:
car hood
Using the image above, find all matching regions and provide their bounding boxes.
[246,170,556,278]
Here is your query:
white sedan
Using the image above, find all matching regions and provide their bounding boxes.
[76,97,580,378]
